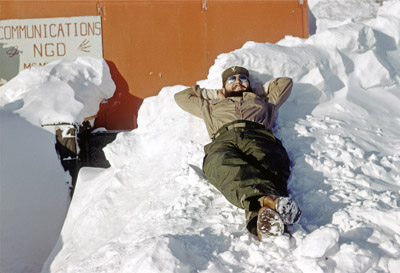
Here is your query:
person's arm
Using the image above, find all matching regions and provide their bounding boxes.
[173,85,203,118]
[174,85,225,119]
[201,88,224,100]
[265,77,293,109]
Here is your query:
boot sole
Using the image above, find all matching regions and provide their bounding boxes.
[257,207,284,241]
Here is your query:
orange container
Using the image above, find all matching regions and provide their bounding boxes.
[1,0,308,130]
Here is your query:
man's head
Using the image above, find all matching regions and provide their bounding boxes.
[221,66,252,97]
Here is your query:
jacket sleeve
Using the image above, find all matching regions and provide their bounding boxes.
[174,85,210,119]
[265,77,293,109]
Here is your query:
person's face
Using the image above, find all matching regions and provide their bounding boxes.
[223,74,250,97]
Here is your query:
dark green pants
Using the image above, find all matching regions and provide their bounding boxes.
[203,123,290,235]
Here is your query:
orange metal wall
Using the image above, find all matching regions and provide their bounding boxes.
[0,0,308,130]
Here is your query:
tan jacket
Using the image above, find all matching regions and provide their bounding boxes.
[174,77,293,138]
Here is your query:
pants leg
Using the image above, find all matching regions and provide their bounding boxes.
[240,128,291,197]
[202,128,291,235]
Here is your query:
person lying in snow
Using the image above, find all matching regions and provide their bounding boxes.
[174,66,301,241]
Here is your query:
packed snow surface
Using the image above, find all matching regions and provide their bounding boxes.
[0,57,115,273]
[1,0,400,272]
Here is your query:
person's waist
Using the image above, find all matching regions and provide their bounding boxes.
[212,120,266,140]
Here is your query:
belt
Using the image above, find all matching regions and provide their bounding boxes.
[212,120,265,140]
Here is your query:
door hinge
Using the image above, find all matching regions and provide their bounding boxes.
[202,0,208,11]
[97,1,105,16]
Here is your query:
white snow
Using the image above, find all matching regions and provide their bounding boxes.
[0,57,115,129]
[0,57,115,273]
[1,0,400,272]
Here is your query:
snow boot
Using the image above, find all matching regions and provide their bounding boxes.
[259,195,302,225]
[257,207,284,241]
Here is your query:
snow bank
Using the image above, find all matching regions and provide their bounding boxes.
[0,57,115,130]
[42,1,400,272]
[1,0,400,272]
[0,57,115,273]
[308,0,382,33]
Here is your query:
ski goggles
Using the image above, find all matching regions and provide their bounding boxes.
[226,74,248,84]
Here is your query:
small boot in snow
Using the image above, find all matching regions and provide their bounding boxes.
[259,195,302,225]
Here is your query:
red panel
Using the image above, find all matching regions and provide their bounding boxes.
[205,1,309,65]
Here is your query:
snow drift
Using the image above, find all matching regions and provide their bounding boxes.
[1,0,400,272]
[42,1,400,272]
[0,57,115,273]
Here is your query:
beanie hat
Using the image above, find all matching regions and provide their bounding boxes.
[222,66,249,85]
